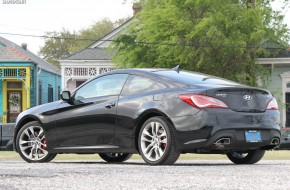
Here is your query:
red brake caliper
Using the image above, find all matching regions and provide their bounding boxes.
[163,138,166,148]
[42,139,47,150]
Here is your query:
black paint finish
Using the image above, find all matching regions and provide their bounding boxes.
[14,69,281,154]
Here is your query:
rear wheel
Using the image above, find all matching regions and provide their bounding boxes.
[99,153,132,163]
[138,116,180,165]
[226,149,265,164]
[16,121,57,163]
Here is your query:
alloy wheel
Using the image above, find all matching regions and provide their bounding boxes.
[19,125,48,161]
[140,121,167,161]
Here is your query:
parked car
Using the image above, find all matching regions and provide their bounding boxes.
[13,68,281,165]
[0,123,14,150]
[278,128,290,150]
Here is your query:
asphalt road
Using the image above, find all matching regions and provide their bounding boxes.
[0,159,289,190]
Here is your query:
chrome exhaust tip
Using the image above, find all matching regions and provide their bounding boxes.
[270,138,280,145]
[214,138,231,145]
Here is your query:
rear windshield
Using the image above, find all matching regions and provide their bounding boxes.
[155,71,239,86]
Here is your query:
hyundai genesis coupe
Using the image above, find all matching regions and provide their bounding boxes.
[14,68,281,165]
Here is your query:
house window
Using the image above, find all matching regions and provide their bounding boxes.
[39,80,42,105]
[287,83,290,88]
[57,86,61,100]
[76,80,85,88]
[7,82,22,88]
[48,84,53,102]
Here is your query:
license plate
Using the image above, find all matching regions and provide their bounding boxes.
[245,130,261,142]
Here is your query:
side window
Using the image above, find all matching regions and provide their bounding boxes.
[121,75,158,96]
[74,74,128,100]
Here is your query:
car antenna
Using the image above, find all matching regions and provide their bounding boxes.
[172,65,180,73]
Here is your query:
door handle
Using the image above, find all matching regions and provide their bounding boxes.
[105,103,116,109]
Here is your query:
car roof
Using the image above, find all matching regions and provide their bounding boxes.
[110,68,168,73]
[108,68,240,87]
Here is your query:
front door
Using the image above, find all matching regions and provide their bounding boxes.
[7,91,22,123]
[286,93,290,127]
[54,74,129,147]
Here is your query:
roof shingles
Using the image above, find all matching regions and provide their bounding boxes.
[0,36,60,75]
[0,46,29,61]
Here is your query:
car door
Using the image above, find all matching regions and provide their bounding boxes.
[54,74,129,148]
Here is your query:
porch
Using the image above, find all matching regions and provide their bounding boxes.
[0,67,31,123]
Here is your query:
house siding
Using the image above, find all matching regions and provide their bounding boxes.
[0,82,3,120]
[39,70,61,104]
[265,66,289,125]
[266,67,285,101]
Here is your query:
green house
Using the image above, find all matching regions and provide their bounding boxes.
[258,50,290,128]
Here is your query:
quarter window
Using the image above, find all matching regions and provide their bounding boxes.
[121,75,158,95]
[74,74,128,100]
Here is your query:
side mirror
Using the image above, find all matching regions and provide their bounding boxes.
[60,91,72,101]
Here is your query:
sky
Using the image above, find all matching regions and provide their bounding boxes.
[0,0,134,54]
[0,0,289,55]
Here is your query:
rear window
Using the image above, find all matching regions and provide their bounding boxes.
[155,71,239,86]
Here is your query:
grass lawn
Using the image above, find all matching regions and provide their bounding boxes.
[0,150,289,161]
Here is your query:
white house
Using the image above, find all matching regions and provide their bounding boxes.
[59,18,134,92]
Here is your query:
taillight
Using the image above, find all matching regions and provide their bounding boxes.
[179,94,228,109]
[266,98,278,110]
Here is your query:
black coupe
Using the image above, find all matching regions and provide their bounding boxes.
[14,68,281,165]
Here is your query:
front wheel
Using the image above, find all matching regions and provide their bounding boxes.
[99,153,132,163]
[226,149,266,164]
[16,121,57,163]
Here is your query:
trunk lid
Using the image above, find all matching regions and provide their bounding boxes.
[206,87,272,112]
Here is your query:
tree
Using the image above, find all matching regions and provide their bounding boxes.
[112,0,290,86]
[39,28,79,67]
[39,18,130,68]
[68,18,115,53]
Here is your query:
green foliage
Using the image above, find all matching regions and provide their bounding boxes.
[39,18,130,68]
[112,0,290,86]
[39,28,79,68]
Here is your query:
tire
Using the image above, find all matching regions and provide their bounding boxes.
[16,121,57,163]
[138,116,180,165]
[99,153,132,163]
[5,140,14,151]
[226,149,266,164]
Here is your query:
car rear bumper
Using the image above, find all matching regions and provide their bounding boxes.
[204,128,280,150]
[171,109,281,152]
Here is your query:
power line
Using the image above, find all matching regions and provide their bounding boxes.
[0,24,46,32]
[0,32,288,50]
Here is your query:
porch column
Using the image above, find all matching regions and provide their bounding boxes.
[25,68,31,109]
[0,80,3,123]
